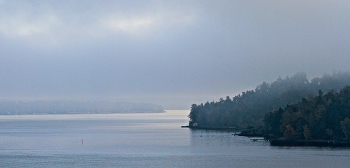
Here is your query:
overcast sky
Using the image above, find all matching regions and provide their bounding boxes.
[1,0,350,109]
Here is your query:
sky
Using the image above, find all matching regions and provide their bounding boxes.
[1,0,350,109]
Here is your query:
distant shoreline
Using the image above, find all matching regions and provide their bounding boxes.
[0,100,165,115]
[0,111,165,115]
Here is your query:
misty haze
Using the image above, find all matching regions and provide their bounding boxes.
[1,0,350,167]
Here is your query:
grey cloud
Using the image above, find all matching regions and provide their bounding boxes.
[1,0,350,109]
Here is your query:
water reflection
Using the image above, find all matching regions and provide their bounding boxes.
[189,129,269,147]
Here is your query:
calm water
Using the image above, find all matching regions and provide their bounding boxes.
[0,110,349,167]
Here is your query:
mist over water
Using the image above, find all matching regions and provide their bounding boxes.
[1,1,350,109]
[2,1,350,166]
[0,110,350,167]
[0,111,190,152]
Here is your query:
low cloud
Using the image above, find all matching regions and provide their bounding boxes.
[1,0,350,109]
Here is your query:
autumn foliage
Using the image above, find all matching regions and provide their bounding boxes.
[283,125,296,137]
[265,85,350,140]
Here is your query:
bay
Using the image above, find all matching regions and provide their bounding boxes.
[0,110,349,167]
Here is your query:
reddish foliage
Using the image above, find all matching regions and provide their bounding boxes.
[284,125,296,137]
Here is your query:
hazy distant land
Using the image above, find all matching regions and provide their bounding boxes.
[0,101,164,115]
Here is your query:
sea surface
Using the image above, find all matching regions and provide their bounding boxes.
[0,110,349,167]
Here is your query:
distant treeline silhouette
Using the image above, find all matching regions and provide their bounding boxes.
[0,101,164,114]
[188,71,350,129]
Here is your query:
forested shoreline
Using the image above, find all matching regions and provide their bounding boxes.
[188,71,350,131]
[264,86,350,141]
[0,101,164,115]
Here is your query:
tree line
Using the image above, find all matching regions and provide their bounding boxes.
[264,86,350,140]
[188,71,350,130]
